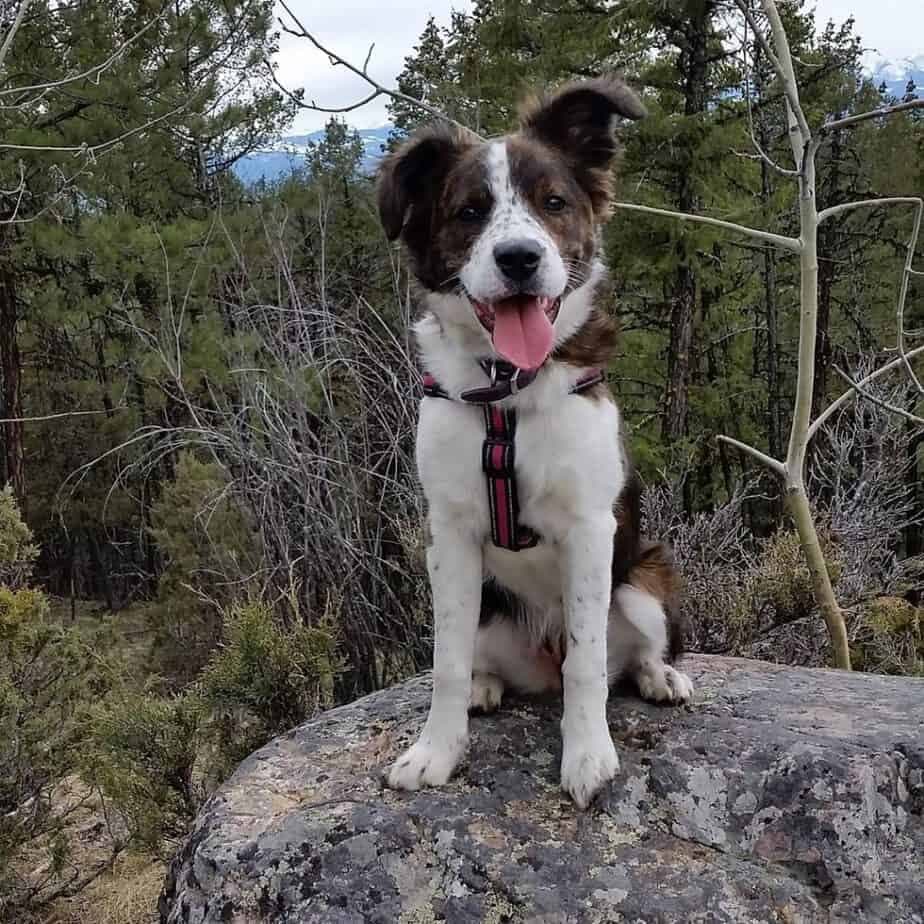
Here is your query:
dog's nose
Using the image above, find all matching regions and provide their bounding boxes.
[494,240,542,284]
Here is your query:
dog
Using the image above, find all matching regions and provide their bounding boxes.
[376,76,693,808]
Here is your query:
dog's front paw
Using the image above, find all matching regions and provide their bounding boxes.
[387,735,466,791]
[636,662,694,705]
[663,665,694,703]
[560,734,620,809]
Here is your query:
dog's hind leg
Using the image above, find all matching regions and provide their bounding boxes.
[608,543,693,706]
[470,671,505,713]
[611,584,693,704]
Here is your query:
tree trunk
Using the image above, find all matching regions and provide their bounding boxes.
[662,0,713,442]
[0,227,24,502]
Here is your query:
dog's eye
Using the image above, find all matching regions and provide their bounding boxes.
[544,195,567,212]
[458,205,487,222]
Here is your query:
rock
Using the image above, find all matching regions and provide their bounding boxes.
[160,655,924,924]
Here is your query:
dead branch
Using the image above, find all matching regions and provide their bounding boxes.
[0,0,33,74]
[832,365,924,426]
[821,98,924,133]
[273,0,480,135]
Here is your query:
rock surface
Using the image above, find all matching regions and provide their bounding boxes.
[160,655,924,923]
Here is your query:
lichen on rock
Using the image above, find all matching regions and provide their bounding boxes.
[160,655,924,923]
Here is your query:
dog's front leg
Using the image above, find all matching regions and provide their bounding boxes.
[560,514,619,808]
[388,522,482,791]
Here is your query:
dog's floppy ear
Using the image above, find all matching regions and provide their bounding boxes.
[377,122,473,241]
[520,76,645,213]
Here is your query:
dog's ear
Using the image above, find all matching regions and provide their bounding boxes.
[377,123,473,241]
[520,76,645,213]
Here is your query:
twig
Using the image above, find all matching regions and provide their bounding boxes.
[733,0,811,151]
[821,98,924,133]
[0,408,118,424]
[832,365,924,426]
[610,202,801,252]
[274,0,479,135]
[0,0,33,74]
[808,344,924,439]
[0,12,164,99]
[715,434,787,476]
[738,12,799,177]
[0,100,190,155]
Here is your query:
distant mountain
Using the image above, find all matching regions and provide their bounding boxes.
[870,56,924,100]
[232,126,391,186]
[234,58,923,186]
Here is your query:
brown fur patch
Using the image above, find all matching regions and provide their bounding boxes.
[506,136,597,291]
[519,75,645,218]
[553,306,619,368]
[377,123,484,292]
[631,542,687,663]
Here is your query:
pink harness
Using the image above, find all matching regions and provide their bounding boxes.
[422,360,604,551]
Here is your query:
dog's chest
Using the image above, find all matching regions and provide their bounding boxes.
[417,389,625,603]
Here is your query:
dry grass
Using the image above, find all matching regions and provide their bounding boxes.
[43,854,164,924]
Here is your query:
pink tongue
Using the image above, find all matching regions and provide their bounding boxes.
[491,296,554,370]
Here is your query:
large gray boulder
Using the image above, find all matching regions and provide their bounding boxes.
[160,655,924,923]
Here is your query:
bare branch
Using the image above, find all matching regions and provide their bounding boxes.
[274,0,479,135]
[715,435,787,477]
[817,196,923,225]
[0,0,33,74]
[808,344,924,439]
[738,10,799,177]
[0,13,164,99]
[0,409,117,425]
[896,198,924,393]
[0,99,190,155]
[821,98,924,134]
[733,0,811,158]
[832,365,924,426]
[610,202,802,252]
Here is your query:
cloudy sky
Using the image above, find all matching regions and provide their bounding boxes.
[275,0,924,134]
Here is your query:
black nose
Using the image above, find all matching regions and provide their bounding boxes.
[493,239,542,284]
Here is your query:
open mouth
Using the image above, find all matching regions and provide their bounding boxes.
[470,295,562,370]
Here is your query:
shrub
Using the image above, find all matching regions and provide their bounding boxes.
[148,452,260,682]
[0,492,99,917]
[0,486,38,587]
[850,597,923,676]
[81,692,201,852]
[199,603,337,773]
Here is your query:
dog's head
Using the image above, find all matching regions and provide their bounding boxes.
[377,76,645,370]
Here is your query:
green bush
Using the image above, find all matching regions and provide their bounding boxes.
[733,529,843,633]
[851,596,924,676]
[148,452,260,682]
[81,692,201,851]
[0,486,38,586]
[199,603,337,773]
[0,492,98,916]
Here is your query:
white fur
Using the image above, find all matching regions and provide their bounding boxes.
[459,141,568,306]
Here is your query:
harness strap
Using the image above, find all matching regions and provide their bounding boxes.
[482,404,539,550]
[421,363,605,551]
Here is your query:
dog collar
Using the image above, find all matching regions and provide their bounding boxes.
[420,362,605,551]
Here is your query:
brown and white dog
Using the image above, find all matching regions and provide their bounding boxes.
[377,76,692,809]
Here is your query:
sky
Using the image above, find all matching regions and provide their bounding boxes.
[275,0,924,134]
